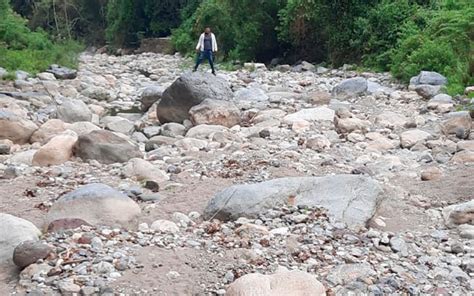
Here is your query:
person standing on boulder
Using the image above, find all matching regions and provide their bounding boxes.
[193,27,218,75]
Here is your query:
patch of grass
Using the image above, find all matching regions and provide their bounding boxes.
[0,40,83,74]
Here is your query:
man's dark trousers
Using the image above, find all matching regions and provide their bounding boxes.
[194,50,215,73]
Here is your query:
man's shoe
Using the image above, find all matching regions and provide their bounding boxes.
[212,71,216,76]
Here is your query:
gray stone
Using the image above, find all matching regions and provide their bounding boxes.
[327,263,376,285]
[161,122,186,137]
[141,86,164,112]
[13,240,51,269]
[204,175,382,228]
[443,200,474,228]
[46,183,141,229]
[82,86,112,101]
[74,130,142,164]
[332,77,368,98]
[415,85,442,99]
[47,65,77,80]
[143,126,161,138]
[186,124,228,139]
[0,214,41,266]
[400,129,432,149]
[441,111,471,139]
[157,72,233,123]
[103,116,135,135]
[57,98,92,123]
[410,71,447,86]
[234,87,269,102]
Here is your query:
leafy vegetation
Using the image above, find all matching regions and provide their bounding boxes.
[0,0,82,74]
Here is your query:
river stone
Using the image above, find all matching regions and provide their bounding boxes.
[414,85,442,99]
[327,263,376,285]
[13,240,51,269]
[400,129,432,148]
[410,71,447,86]
[141,86,164,112]
[441,111,472,139]
[57,98,92,123]
[45,183,141,229]
[123,158,169,183]
[0,109,38,144]
[332,77,368,98]
[30,119,68,144]
[73,130,142,164]
[204,175,382,228]
[234,87,269,102]
[157,72,233,123]
[32,131,78,166]
[47,65,77,80]
[67,121,101,136]
[189,99,241,128]
[0,214,41,266]
[283,107,335,124]
[226,269,326,296]
[443,200,474,228]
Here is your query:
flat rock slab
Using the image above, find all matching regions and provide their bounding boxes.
[204,175,383,228]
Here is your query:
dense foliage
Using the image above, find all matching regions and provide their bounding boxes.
[2,0,473,94]
[0,0,82,74]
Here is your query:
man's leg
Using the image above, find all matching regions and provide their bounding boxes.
[206,51,216,74]
[194,51,204,71]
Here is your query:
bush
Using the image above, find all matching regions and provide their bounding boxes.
[390,2,474,95]
[172,0,282,62]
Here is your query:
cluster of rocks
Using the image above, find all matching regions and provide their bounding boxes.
[0,52,473,295]
[7,205,474,295]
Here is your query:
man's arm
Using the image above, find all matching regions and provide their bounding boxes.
[212,34,218,52]
[196,34,203,51]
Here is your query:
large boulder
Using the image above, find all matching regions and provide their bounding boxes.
[73,130,142,164]
[32,131,78,166]
[410,71,447,86]
[226,269,326,296]
[45,183,141,229]
[0,109,38,144]
[189,99,241,128]
[156,72,233,123]
[56,98,92,123]
[0,214,41,266]
[204,175,382,228]
[30,119,68,144]
[332,77,368,98]
[441,111,472,139]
